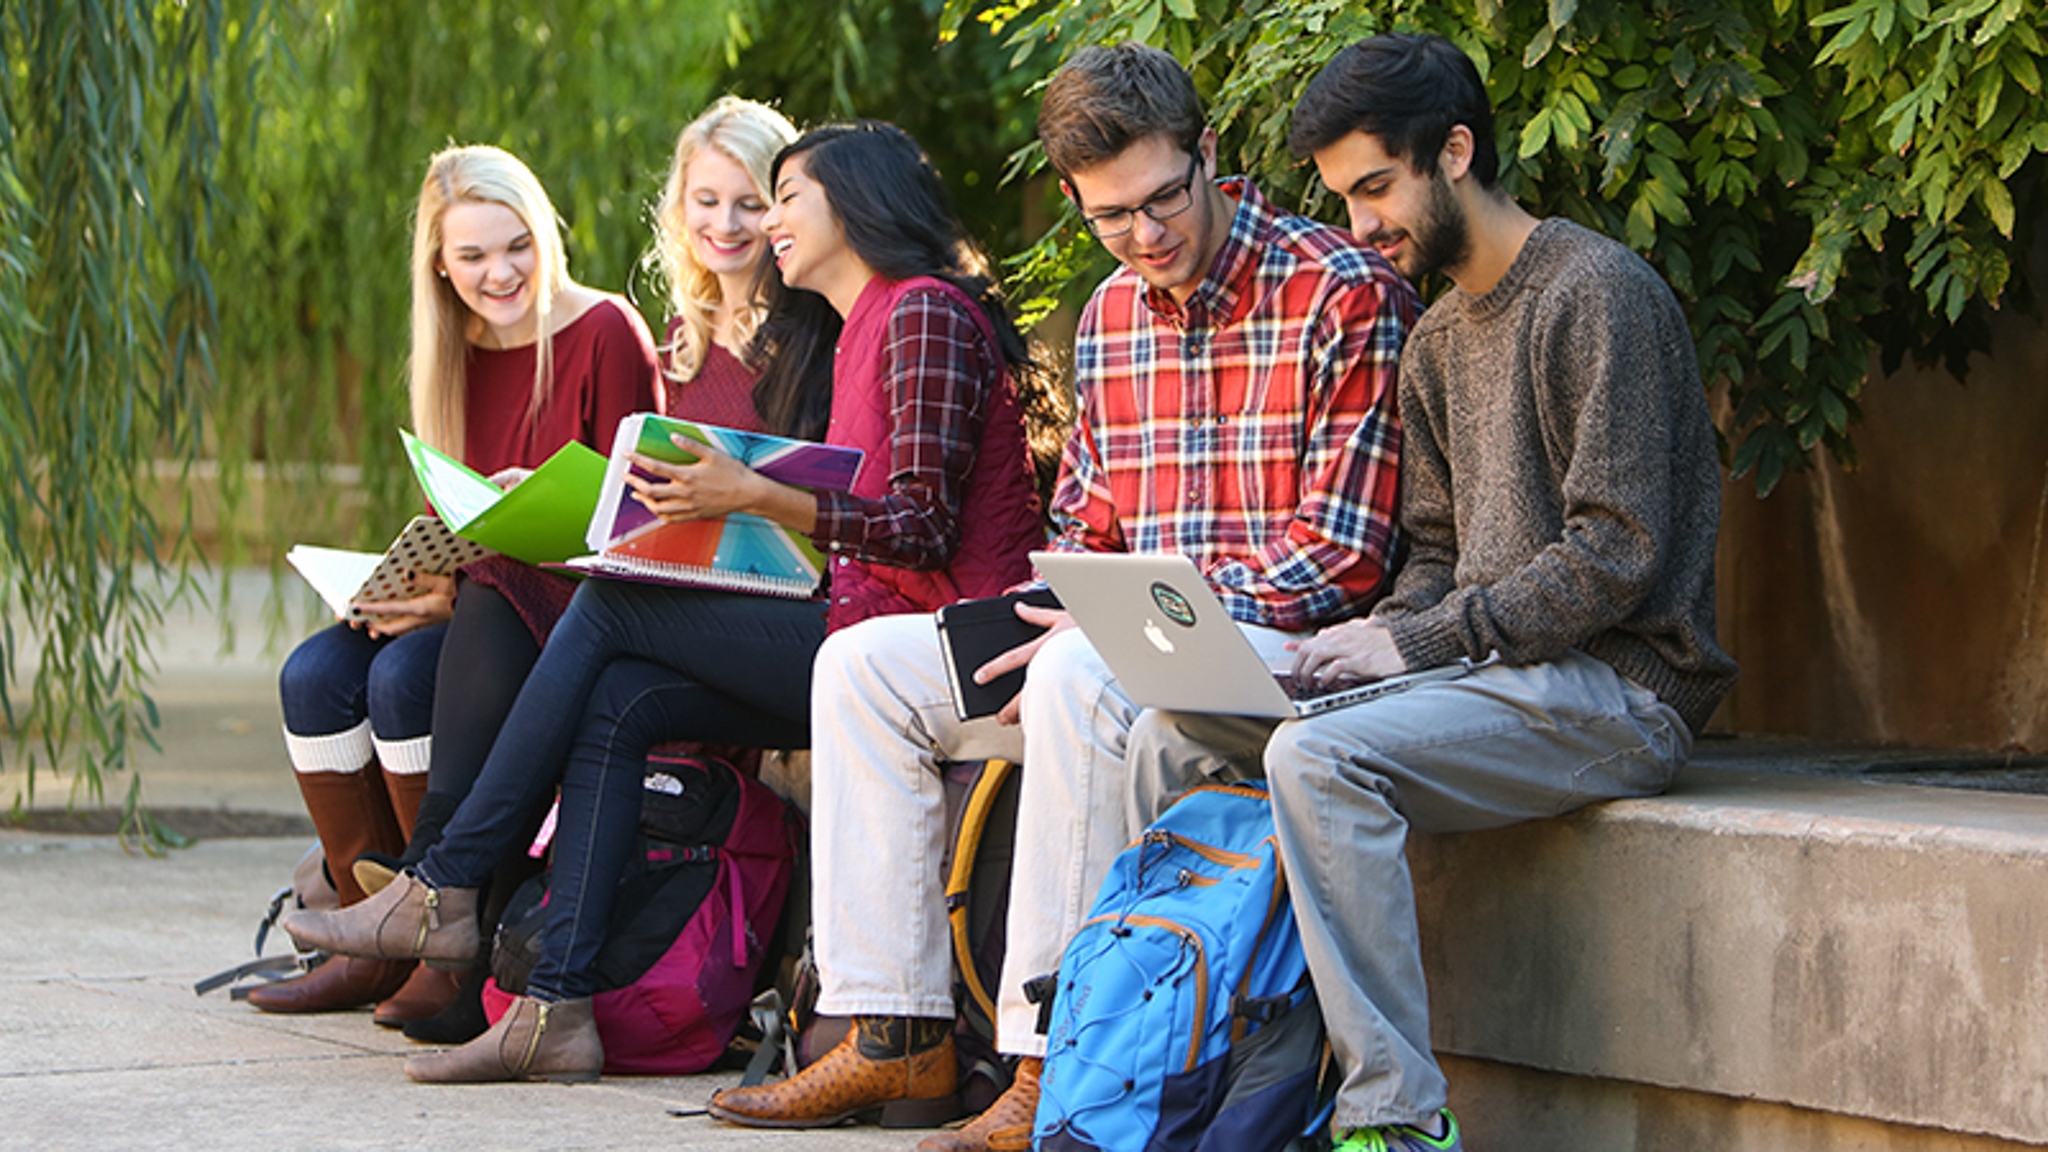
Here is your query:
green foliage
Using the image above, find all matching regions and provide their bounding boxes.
[212,0,731,561]
[715,0,1049,268]
[1,0,733,808]
[0,0,227,816]
[963,0,2048,495]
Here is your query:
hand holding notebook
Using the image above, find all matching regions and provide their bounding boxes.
[567,413,864,598]
[622,435,781,523]
[936,588,1064,720]
[286,516,489,624]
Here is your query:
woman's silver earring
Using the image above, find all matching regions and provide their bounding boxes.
[436,269,448,279]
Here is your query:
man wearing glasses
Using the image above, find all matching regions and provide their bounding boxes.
[708,42,1417,1148]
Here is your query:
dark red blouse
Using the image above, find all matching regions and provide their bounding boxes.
[463,298,657,473]
[659,318,765,434]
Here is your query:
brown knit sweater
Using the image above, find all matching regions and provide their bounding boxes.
[1375,218,1738,733]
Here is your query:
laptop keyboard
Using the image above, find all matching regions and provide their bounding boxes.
[1273,672,1341,701]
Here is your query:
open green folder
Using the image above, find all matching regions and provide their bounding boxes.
[400,429,606,565]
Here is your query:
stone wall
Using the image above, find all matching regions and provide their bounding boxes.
[1713,223,2048,750]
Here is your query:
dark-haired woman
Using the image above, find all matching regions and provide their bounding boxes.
[283,120,1048,1084]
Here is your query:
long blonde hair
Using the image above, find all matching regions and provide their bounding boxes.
[649,97,798,382]
[409,144,570,460]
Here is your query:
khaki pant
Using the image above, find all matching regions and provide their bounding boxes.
[808,616,1140,1058]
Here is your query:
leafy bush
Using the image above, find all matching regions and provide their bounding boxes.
[961,0,2048,495]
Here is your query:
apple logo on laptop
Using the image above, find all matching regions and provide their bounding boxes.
[1144,619,1177,654]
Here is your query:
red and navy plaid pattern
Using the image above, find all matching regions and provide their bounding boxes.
[813,285,994,570]
[1047,178,1416,632]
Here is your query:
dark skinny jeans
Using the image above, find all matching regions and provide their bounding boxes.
[416,577,826,1000]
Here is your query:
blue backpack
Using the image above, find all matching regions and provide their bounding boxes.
[1034,782,1329,1151]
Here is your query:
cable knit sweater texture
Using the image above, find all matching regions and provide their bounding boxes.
[1375,218,1738,732]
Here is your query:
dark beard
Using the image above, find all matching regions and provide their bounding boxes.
[1367,172,1469,283]
[1402,172,1470,282]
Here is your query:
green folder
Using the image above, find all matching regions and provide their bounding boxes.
[400,429,606,565]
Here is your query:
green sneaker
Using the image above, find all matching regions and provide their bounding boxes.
[1332,1109,1462,1152]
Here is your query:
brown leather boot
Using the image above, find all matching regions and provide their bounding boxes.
[281,869,478,967]
[707,1020,962,1129]
[245,954,414,1015]
[404,995,602,1083]
[383,768,429,840]
[293,765,405,906]
[372,962,463,1028]
[917,1056,1041,1151]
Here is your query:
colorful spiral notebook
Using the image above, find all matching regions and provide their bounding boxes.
[565,413,864,599]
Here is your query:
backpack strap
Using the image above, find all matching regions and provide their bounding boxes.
[945,758,1014,1026]
[192,953,307,998]
[739,989,796,1087]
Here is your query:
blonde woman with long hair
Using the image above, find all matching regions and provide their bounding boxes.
[304,104,807,1046]
[259,145,655,1019]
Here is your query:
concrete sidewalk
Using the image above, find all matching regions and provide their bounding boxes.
[0,571,914,1151]
[0,830,919,1152]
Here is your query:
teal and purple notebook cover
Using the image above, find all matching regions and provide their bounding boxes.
[571,414,864,598]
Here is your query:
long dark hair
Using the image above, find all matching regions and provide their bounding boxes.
[749,120,1035,441]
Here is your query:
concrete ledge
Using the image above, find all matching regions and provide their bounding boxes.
[1413,755,2048,1146]
[1441,1054,2037,1152]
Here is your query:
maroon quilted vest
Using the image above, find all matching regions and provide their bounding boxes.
[822,275,1043,631]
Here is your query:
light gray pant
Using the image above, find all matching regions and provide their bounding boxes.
[1124,650,1690,1130]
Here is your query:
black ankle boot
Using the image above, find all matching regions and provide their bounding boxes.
[402,954,492,1044]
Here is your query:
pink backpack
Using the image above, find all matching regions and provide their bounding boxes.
[481,754,798,1075]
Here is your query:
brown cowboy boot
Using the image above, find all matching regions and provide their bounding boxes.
[372,962,463,1028]
[707,1017,962,1129]
[917,1056,1042,1151]
[281,869,478,967]
[404,995,602,1083]
[245,953,415,1015]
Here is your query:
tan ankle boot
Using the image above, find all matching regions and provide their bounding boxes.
[916,1056,1040,1151]
[280,869,478,966]
[404,996,602,1083]
[707,1024,961,1129]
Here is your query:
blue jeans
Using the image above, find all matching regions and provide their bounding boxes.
[417,577,827,1000]
[277,622,445,741]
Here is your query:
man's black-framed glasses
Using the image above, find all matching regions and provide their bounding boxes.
[1078,153,1202,239]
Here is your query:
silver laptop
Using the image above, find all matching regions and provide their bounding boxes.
[1033,551,1474,719]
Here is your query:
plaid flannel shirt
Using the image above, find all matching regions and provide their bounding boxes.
[1047,178,1416,632]
[812,285,992,570]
